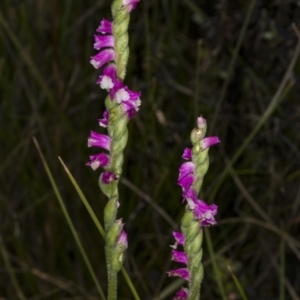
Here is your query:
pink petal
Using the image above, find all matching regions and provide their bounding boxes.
[109,80,125,100]
[98,110,109,128]
[96,19,113,34]
[178,173,194,193]
[182,148,192,160]
[173,288,189,300]
[178,162,194,181]
[86,153,110,170]
[87,132,111,150]
[193,199,218,226]
[90,49,115,69]
[171,250,188,264]
[197,116,207,129]
[167,268,190,281]
[115,86,141,104]
[122,0,140,11]
[184,189,197,202]
[200,136,220,149]
[94,35,114,50]
[117,230,128,248]
[100,171,118,184]
[97,65,117,89]
[172,231,185,246]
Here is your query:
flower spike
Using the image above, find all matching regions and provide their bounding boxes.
[88,2,141,298]
[168,116,219,299]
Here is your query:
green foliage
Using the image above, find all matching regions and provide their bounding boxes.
[1,0,300,299]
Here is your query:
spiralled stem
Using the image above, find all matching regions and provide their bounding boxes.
[182,135,211,300]
[192,147,209,194]
[182,210,203,300]
[112,2,130,80]
[108,105,129,176]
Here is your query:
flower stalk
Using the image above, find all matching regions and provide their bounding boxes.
[87,1,140,299]
[168,117,219,300]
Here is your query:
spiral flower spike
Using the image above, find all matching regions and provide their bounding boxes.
[168,117,219,300]
[87,1,140,299]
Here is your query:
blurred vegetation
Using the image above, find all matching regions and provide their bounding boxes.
[1,0,300,299]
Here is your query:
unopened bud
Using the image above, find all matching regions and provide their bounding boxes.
[106,219,123,248]
[104,197,120,229]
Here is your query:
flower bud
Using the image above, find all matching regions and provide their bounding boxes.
[190,128,206,144]
[106,219,123,248]
[197,116,207,129]
[104,197,120,228]
[99,171,118,198]
[111,230,128,271]
[174,288,189,300]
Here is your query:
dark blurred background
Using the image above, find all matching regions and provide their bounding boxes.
[1,0,300,299]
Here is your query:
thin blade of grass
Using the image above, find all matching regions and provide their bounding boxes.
[205,229,227,300]
[280,223,286,300]
[32,137,106,300]
[227,265,248,300]
[0,232,26,300]
[58,157,105,238]
[58,157,141,300]
[155,278,185,300]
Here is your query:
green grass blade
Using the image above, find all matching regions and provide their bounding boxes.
[58,157,141,300]
[280,223,286,300]
[58,157,105,238]
[155,279,185,300]
[205,229,227,300]
[0,232,26,300]
[227,265,248,300]
[33,138,106,300]
[120,267,141,300]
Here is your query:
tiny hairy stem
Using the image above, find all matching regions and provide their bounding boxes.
[108,271,118,300]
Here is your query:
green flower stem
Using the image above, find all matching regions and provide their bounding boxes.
[101,96,129,300]
[108,271,117,300]
[112,1,130,80]
[182,210,203,300]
